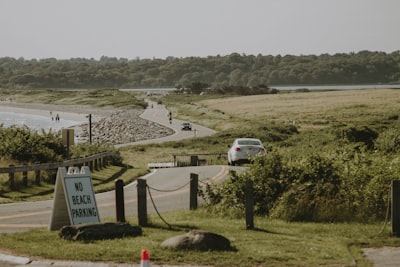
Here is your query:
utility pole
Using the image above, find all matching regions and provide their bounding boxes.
[87,114,92,144]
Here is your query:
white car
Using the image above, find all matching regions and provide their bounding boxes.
[227,138,266,166]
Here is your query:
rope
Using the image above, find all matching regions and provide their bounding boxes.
[147,181,190,192]
[146,185,172,228]
[198,179,212,186]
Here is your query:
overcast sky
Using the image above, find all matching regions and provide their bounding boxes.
[1,0,399,60]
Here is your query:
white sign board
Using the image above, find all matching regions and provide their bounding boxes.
[49,166,100,230]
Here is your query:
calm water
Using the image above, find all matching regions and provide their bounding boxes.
[120,84,400,92]
[0,111,84,132]
[273,84,400,91]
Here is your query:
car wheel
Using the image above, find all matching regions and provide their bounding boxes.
[231,161,236,166]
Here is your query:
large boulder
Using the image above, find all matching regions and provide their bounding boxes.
[59,222,142,241]
[161,230,233,251]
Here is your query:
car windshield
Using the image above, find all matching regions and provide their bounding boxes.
[237,140,261,146]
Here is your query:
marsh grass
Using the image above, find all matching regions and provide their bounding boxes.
[160,89,400,136]
[0,209,396,266]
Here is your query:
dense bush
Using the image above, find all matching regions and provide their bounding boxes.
[0,125,121,165]
[202,125,400,223]
[0,125,67,163]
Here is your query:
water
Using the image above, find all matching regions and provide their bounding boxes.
[273,84,400,91]
[0,111,84,132]
[120,84,400,92]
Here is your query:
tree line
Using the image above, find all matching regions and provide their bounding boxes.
[0,50,399,89]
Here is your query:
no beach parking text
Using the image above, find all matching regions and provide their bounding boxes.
[65,178,99,222]
[49,167,100,230]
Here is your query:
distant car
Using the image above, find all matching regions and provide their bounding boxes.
[181,122,192,131]
[227,138,266,166]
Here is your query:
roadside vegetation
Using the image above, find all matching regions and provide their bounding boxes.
[1,88,400,266]
[162,89,400,222]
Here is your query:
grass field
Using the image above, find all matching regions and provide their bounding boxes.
[172,89,400,131]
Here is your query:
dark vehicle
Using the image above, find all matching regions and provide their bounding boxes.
[181,122,192,131]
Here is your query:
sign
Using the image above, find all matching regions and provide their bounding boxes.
[49,166,100,230]
[62,129,75,147]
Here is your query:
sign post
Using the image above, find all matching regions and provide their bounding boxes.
[49,166,100,230]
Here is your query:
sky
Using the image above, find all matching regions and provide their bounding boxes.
[1,0,399,60]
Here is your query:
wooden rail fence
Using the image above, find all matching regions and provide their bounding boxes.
[0,152,119,189]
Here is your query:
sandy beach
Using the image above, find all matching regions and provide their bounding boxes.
[0,101,113,122]
[0,101,174,145]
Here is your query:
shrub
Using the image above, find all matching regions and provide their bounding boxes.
[343,125,378,149]
[0,125,67,163]
[202,146,400,223]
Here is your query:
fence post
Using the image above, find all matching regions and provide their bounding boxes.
[392,180,400,236]
[137,179,148,226]
[190,155,198,166]
[89,161,94,171]
[8,164,15,189]
[94,159,99,171]
[245,179,254,230]
[115,179,125,223]
[190,173,199,210]
[22,163,28,186]
[100,157,104,169]
[35,169,41,185]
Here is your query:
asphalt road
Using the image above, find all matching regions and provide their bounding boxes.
[0,165,229,234]
[0,99,225,234]
[116,100,216,147]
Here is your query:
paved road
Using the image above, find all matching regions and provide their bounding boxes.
[0,100,231,266]
[116,100,216,147]
[0,100,225,234]
[0,165,229,234]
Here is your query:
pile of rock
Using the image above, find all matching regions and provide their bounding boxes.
[76,109,174,145]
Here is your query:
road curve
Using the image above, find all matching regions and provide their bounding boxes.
[0,99,224,234]
[116,100,216,147]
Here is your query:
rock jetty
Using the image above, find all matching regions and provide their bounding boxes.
[76,109,174,145]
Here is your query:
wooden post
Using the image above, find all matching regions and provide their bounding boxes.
[8,164,15,189]
[99,157,104,169]
[190,155,198,166]
[190,173,199,210]
[137,179,148,226]
[245,179,254,230]
[22,163,28,186]
[94,159,99,171]
[115,179,125,223]
[89,161,94,171]
[35,169,41,185]
[88,114,92,145]
[392,180,400,236]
